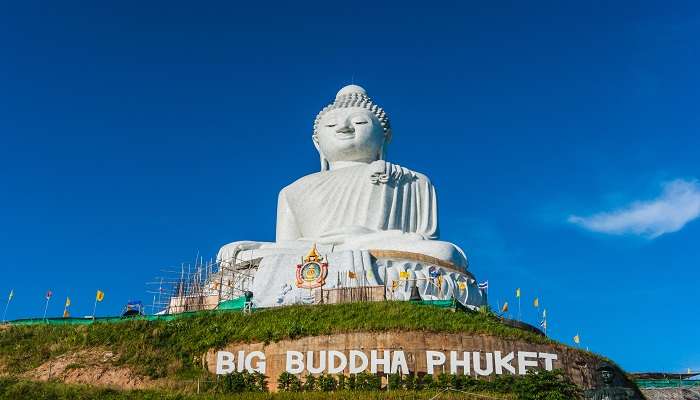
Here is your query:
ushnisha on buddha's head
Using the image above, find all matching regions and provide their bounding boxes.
[313,85,392,171]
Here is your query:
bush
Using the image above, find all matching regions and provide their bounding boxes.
[302,373,317,391]
[215,371,267,393]
[273,369,581,398]
[387,373,402,390]
[513,369,582,400]
[317,374,337,391]
[277,372,300,392]
[354,372,381,391]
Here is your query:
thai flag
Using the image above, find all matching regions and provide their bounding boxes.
[478,281,489,290]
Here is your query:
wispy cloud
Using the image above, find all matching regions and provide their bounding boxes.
[568,179,700,239]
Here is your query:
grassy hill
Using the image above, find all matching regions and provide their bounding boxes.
[0,302,585,399]
[0,302,550,379]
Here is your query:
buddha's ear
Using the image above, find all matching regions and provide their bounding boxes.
[379,129,392,160]
[312,135,330,171]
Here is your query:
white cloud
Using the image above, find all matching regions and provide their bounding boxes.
[568,179,700,238]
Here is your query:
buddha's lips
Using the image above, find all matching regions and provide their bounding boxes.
[335,132,355,140]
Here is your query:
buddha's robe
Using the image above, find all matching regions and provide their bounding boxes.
[276,161,438,243]
[219,161,468,269]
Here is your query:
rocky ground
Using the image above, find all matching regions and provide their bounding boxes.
[21,348,152,390]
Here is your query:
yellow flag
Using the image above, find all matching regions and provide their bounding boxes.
[573,334,580,344]
[96,290,104,302]
[457,282,466,291]
[65,297,71,307]
[436,275,443,287]
[348,271,356,279]
[533,297,539,308]
[399,271,410,279]
[63,309,70,318]
[516,288,521,298]
[391,280,399,290]
[501,302,509,313]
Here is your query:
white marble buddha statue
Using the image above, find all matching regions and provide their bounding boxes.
[217,85,468,270]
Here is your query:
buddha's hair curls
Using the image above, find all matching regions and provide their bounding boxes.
[313,90,391,138]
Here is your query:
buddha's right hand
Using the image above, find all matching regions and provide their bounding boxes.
[216,241,265,265]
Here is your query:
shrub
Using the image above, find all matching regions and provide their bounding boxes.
[317,373,337,391]
[404,373,416,390]
[420,373,435,389]
[301,373,317,391]
[387,373,402,390]
[513,369,582,400]
[277,372,299,392]
[336,374,347,390]
[354,371,381,391]
[215,371,267,393]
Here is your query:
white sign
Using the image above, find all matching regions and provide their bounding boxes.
[215,349,558,376]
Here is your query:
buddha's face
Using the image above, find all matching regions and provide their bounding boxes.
[314,108,386,163]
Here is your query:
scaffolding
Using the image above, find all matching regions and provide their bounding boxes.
[145,254,260,315]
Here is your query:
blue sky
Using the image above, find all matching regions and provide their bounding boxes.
[1,1,699,373]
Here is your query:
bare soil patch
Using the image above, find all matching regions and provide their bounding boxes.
[22,349,152,390]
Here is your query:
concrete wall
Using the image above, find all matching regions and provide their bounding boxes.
[205,330,640,395]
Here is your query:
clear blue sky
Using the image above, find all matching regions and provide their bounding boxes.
[1,1,698,373]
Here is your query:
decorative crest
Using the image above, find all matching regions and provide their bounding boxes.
[296,244,329,289]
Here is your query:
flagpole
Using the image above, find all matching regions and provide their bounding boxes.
[2,298,10,324]
[43,296,51,321]
[517,296,521,321]
[92,297,98,321]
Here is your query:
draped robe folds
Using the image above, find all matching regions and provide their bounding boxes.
[276,162,439,243]
[219,161,469,269]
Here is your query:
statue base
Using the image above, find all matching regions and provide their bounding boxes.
[211,249,487,309]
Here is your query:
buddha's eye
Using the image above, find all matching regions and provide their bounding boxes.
[325,124,337,128]
[352,120,368,125]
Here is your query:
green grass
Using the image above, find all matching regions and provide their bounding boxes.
[0,302,551,379]
[0,377,514,399]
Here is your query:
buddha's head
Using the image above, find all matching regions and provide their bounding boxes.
[313,85,392,171]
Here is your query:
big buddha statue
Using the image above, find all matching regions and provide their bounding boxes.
[216,85,486,308]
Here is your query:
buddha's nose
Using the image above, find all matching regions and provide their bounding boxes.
[336,121,354,133]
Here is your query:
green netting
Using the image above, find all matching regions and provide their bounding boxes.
[410,299,455,308]
[216,296,247,310]
[635,379,700,389]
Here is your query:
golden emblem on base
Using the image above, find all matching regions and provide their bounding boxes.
[295,244,328,289]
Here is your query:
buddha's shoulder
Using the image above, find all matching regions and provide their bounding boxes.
[278,170,329,197]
